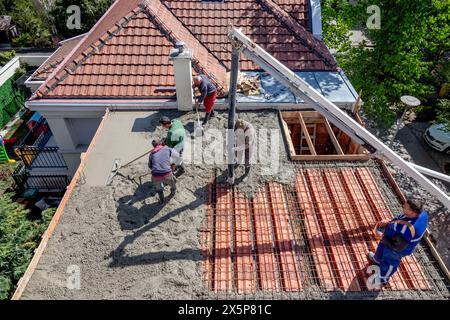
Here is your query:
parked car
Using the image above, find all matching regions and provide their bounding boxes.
[424,124,450,154]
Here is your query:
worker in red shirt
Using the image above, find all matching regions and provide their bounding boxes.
[193,75,217,125]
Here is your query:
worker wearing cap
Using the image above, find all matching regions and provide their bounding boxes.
[368,198,428,287]
[234,119,256,181]
[160,116,185,175]
[148,140,179,204]
[193,75,217,125]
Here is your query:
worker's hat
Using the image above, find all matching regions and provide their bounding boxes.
[159,116,171,124]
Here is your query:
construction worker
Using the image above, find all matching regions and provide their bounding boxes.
[368,198,428,287]
[234,119,256,182]
[193,75,217,125]
[148,140,178,204]
[160,116,185,175]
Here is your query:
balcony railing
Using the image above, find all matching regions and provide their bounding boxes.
[14,115,67,169]
[15,146,67,168]
[12,163,70,192]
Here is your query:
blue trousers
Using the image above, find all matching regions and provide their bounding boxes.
[374,242,404,284]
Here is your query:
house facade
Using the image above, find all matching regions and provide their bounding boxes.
[25,0,358,177]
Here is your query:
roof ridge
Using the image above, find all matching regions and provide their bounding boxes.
[159,0,229,71]
[138,0,227,94]
[257,0,337,69]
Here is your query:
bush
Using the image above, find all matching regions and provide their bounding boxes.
[0,190,55,300]
[0,51,16,67]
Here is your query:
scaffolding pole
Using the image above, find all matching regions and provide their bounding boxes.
[227,43,240,185]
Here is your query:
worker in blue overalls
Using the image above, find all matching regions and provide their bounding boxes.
[368,198,428,286]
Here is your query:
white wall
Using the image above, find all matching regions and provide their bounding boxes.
[67,118,102,146]
[0,57,20,87]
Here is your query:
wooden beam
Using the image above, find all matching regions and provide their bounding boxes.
[283,118,324,125]
[292,154,370,161]
[280,114,297,158]
[323,117,344,155]
[298,112,316,155]
[282,111,322,120]
[351,90,362,114]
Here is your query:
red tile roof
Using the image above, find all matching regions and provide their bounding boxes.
[30,34,86,81]
[33,0,337,100]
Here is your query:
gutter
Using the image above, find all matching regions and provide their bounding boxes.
[26,98,355,112]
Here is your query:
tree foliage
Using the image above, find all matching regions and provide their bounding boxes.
[0,0,53,47]
[0,50,15,67]
[321,0,450,127]
[50,0,114,39]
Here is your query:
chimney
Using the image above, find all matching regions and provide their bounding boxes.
[310,0,323,40]
[169,41,194,111]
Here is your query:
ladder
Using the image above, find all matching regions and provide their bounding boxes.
[228,27,450,209]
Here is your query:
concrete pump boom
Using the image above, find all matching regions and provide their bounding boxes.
[228,27,450,210]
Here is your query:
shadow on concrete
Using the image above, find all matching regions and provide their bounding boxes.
[109,182,208,267]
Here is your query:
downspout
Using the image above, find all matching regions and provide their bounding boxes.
[227,42,241,185]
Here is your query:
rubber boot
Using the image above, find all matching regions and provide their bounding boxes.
[202,112,211,125]
[242,166,252,182]
[157,191,164,204]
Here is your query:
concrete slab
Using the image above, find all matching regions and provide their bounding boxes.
[82,111,157,186]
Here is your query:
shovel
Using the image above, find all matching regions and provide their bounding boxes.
[193,102,204,137]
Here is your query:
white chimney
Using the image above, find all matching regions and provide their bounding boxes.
[169,42,194,111]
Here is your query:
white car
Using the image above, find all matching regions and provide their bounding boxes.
[424,124,450,154]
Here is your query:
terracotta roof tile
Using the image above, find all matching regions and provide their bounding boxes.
[32,0,337,100]
[30,34,86,81]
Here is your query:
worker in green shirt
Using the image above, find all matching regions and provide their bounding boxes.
[160,116,185,175]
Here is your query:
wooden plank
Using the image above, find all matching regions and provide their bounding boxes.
[298,111,317,155]
[201,179,214,288]
[234,190,255,294]
[282,111,321,119]
[267,183,303,291]
[351,91,362,114]
[292,154,370,161]
[340,168,409,291]
[295,171,338,291]
[252,190,280,291]
[280,117,297,158]
[214,184,233,292]
[306,169,360,291]
[323,117,344,155]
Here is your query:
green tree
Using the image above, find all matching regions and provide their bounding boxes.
[322,0,450,127]
[0,50,15,67]
[50,0,114,39]
[8,0,52,47]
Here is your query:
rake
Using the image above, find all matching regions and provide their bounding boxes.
[106,150,151,185]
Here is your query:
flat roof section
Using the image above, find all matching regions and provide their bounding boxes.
[16,110,449,299]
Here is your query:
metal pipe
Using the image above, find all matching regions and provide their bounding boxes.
[227,45,240,185]
[409,163,450,183]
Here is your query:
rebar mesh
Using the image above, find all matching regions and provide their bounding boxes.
[200,160,450,299]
